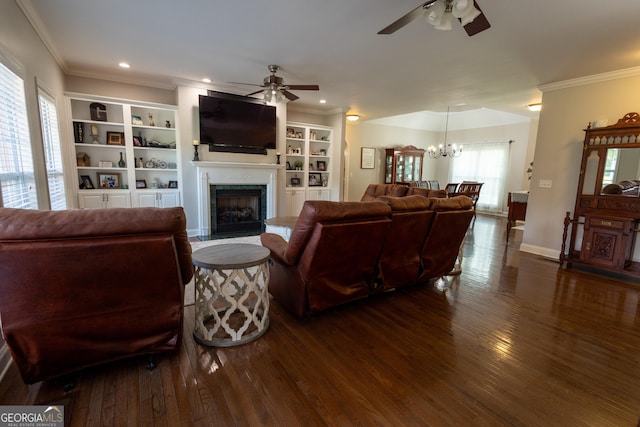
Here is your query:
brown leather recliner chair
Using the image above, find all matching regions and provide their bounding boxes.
[0,207,193,384]
[374,195,434,292]
[419,196,474,281]
[260,200,391,317]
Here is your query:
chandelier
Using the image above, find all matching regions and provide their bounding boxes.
[425,0,481,31]
[428,107,463,159]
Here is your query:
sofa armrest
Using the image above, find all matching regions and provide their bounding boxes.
[260,233,292,265]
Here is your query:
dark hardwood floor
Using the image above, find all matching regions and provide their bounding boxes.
[2,214,640,426]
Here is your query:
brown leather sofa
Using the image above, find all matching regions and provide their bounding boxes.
[261,195,473,317]
[360,183,446,201]
[0,207,193,384]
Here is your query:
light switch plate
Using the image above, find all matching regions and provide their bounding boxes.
[539,179,552,188]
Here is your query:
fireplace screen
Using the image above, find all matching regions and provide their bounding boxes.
[210,185,267,237]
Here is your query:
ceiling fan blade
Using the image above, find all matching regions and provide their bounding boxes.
[378,0,438,35]
[461,1,490,36]
[245,89,265,97]
[282,90,299,101]
[287,84,319,91]
[229,82,264,87]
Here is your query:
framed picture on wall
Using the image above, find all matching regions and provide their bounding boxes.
[361,147,375,169]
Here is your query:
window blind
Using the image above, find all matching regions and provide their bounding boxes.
[0,60,36,209]
[38,88,67,210]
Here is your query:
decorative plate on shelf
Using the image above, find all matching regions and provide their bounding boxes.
[158,160,167,169]
[167,162,177,169]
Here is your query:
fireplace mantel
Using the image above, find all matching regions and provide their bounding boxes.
[192,161,282,170]
[195,161,282,236]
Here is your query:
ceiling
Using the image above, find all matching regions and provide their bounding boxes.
[18,0,640,130]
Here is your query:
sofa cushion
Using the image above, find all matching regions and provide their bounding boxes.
[376,195,431,211]
[361,184,408,201]
[429,195,474,211]
[406,187,446,198]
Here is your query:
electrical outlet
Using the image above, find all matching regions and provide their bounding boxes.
[539,179,552,188]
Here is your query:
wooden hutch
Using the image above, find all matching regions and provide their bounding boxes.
[384,145,425,185]
[561,112,640,277]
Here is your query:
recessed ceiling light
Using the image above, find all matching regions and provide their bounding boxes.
[118,62,130,69]
[319,99,326,104]
[202,78,211,83]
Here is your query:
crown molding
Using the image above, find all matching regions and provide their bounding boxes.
[539,66,640,92]
[288,104,348,116]
[17,0,67,72]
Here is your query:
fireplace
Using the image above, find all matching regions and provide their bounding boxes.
[210,185,267,238]
[196,161,279,237]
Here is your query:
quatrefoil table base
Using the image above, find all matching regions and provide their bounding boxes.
[192,243,271,347]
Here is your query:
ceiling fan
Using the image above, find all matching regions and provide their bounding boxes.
[378,0,490,36]
[230,65,319,102]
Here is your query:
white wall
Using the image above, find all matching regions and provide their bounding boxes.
[521,73,640,258]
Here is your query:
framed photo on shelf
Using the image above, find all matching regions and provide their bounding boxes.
[286,161,292,170]
[98,172,121,189]
[316,160,326,171]
[131,115,143,125]
[133,135,142,146]
[361,147,375,169]
[309,173,322,187]
[106,131,125,146]
[290,177,301,186]
[136,179,147,189]
[79,175,94,189]
[168,181,178,188]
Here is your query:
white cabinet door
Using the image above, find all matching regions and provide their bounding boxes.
[79,192,131,209]
[136,193,158,208]
[78,193,105,209]
[105,193,131,208]
[307,188,331,201]
[285,189,306,216]
[136,191,181,208]
[157,191,180,208]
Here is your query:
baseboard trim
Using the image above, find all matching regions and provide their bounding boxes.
[519,243,560,261]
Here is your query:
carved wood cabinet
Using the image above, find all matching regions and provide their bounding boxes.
[561,112,640,277]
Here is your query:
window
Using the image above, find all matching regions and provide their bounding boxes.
[449,141,510,213]
[38,87,67,210]
[0,59,36,209]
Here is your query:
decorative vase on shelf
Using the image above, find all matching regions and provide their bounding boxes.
[118,152,126,168]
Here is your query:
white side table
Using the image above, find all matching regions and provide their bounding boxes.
[192,243,270,347]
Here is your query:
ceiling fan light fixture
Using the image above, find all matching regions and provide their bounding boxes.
[274,90,287,103]
[434,11,453,30]
[425,0,446,26]
[452,0,471,14]
[459,6,480,25]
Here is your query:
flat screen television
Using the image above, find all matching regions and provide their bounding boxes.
[199,91,276,155]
